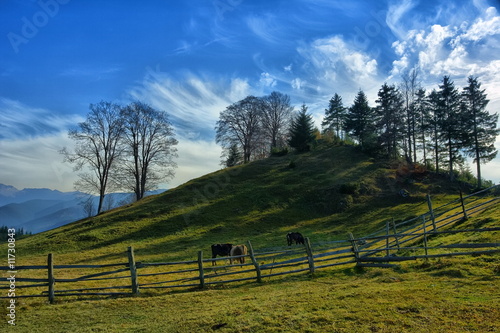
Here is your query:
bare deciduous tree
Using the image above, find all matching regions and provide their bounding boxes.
[80,195,95,218]
[215,96,263,164]
[261,91,294,151]
[117,102,178,201]
[401,68,420,163]
[60,101,124,215]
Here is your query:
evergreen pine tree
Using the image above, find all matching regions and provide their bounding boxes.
[289,104,315,152]
[461,76,499,188]
[344,90,377,150]
[322,93,346,139]
[224,143,242,167]
[375,83,405,159]
[428,89,445,172]
[437,76,463,180]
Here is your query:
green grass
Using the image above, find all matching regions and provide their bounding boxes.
[4,251,499,332]
[17,144,461,264]
[3,143,499,332]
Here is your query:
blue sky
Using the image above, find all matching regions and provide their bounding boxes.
[1,0,500,191]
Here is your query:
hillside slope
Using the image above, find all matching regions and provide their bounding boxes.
[9,143,499,333]
[17,144,488,263]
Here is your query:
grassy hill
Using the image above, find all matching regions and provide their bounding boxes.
[18,143,490,264]
[6,143,500,332]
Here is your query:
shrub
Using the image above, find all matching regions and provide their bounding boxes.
[338,195,353,211]
[271,147,289,156]
[359,181,379,195]
[339,182,360,195]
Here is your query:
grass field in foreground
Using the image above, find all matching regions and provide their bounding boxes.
[3,204,499,333]
[3,256,499,333]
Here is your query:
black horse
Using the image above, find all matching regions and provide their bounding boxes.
[286,232,305,246]
[211,243,233,266]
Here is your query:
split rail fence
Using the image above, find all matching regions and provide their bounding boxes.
[2,185,499,303]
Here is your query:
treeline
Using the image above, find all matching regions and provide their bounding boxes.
[325,74,499,187]
[0,226,31,239]
[215,92,317,166]
[216,74,499,188]
[61,101,178,215]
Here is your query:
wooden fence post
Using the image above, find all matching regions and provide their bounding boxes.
[426,194,437,230]
[247,241,262,283]
[386,220,390,257]
[47,253,55,304]
[422,216,428,259]
[304,237,315,274]
[391,218,400,251]
[348,233,360,265]
[127,246,139,295]
[459,190,468,220]
[197,250,205,289]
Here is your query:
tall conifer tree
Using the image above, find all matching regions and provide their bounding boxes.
[375,83,404,159]
[322,93,346,139]
[437,76,463,180]
[289,104,315,152]
[344,90,376,150]
[461,76,499,187]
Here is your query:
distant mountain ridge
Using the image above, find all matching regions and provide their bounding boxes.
[0,184,82,206]
[0,184,166,234]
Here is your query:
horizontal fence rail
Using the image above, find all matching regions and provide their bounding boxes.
[1,185,498,303]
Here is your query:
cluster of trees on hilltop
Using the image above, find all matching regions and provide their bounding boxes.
[61,101,178,215]
[216,74,498,188]
[216,92,322,166]
[216,92,296,166]
[323,74,499,187]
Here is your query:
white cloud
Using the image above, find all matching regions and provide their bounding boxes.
[291,78,304,90]
[293,35,380,98]
[126,70,255,189]
[304,36,378,79]
[0,132,76,191]
[389,5,500,87]
[246,13,283,44]
[386,0,418,40]
[0,98,83,139]
[168,138,222,189]
[259,72,277,88]
[390,54,409,77]
[128,71,251,140]
[462,6,500,41]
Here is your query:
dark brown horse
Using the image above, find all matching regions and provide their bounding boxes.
[287,232,305,246]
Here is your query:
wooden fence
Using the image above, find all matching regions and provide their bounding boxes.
[1,185,499,303]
